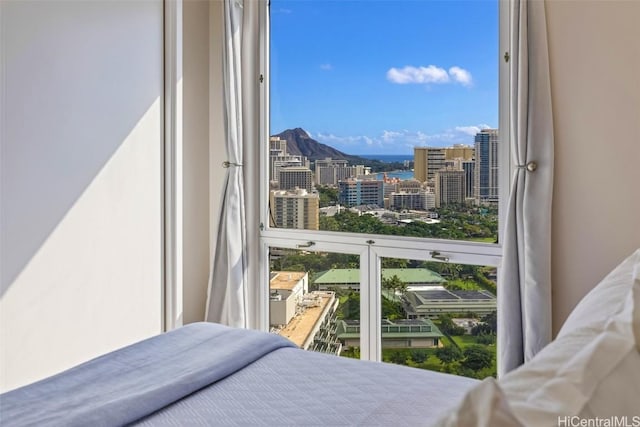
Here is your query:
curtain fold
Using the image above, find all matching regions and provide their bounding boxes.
[205,0,248,328]
[498,0,554,375]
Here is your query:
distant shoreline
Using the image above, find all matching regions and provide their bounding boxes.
[356,154,413,163]
[374,170,414,180]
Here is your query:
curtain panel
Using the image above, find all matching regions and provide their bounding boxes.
[206,0,250,328]
[498,0,555,375]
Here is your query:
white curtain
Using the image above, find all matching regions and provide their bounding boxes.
[498,0,554,375]
[205,0,256,328]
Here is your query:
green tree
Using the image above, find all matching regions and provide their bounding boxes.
[382,258,409,269]
[389,350,407,365]
[437,315,466,336]
[477,334,496,345]
[381,296,403,320]
[435,345,463,365]
[471,311,497,336]
[341,346,360,359]
[461,345,493,371]
[339,292,360,320]
[382,274,404,301]
[316,185,339,208]
[411,349,428,364]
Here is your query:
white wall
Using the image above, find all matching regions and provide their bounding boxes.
[181,0,212,324]
[0,0,164,391]
[547,0,640,334]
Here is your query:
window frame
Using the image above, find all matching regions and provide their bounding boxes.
[258,0,511,364]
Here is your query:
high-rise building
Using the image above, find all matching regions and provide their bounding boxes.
[435,169,465,207]
[462,160,476,201]
[445,144,474,161]
[414,147,446,183]
[269,136,308,184]
[398,179,423,193]
[269,189,319,230]
[474,129,499,204]
[315,157,348,169]
[338,179,384,207]
[314,158,366,186]
[278,167,313,191]
[270,136,287,154]
[389,189,435,211]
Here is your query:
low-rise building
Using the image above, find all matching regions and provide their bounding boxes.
[314,268,447,292]
[336,318,444,349]
[270,271,341,355]
[403,287,496,319]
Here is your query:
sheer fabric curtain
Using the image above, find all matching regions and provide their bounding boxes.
[205,0,256,328]
[498,0,554,375]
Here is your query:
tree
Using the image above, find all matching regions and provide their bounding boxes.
[389,350,407,365]
[435,346,463,365]
[341,346,360,359]
[382,274,404,301]
[316,185,339,208]
[471,311,497,336]
[437,315,466,336]
[461,345,493,371]
[339,292,360,320]
[382,258,409,269]
[381,296,403,320]
[477,334,496,345]
[411,349,428,364]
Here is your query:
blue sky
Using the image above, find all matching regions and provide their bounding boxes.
[270,0,499,155]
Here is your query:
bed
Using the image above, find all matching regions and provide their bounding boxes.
[2,248,639,426]
[1,323,478,427]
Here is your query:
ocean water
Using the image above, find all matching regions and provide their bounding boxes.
[359,154,413,163]
[356,154,415,180]
[375,170,414,180]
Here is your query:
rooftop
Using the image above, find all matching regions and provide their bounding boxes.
[411,289,495,301]
[314,268,446,285]
[336,318,444,339]
[270,271,307,291]
[277,291,336,348]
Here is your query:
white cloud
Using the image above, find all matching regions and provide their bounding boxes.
[320,63,333,71]
[316,133,384,150]
[454,124,491,136]
[314,124,494,154]
[449,66,473,86]
[386,65,473,87]
[387,65,450,84]
[381,130,405,142]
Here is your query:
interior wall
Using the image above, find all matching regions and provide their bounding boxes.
[181,0,211,325]
[0,0,164,391]
[546,0,640,334]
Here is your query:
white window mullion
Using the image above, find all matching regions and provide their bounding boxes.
[358,245,379,361]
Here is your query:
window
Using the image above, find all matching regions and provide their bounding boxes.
[260,0,508,379]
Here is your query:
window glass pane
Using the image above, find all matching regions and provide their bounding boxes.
[269,0,500,243]
[269,248,360,357]
[380,258,497,379]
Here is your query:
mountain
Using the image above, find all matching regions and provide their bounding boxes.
[272,128,409,173]
[273,128,364,164]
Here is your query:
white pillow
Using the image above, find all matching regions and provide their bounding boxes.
[499,255,640,426]
[430,377,522,427]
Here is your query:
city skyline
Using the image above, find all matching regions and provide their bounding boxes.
[270,0,499,155]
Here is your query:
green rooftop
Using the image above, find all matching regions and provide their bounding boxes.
[314,268,446,285]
